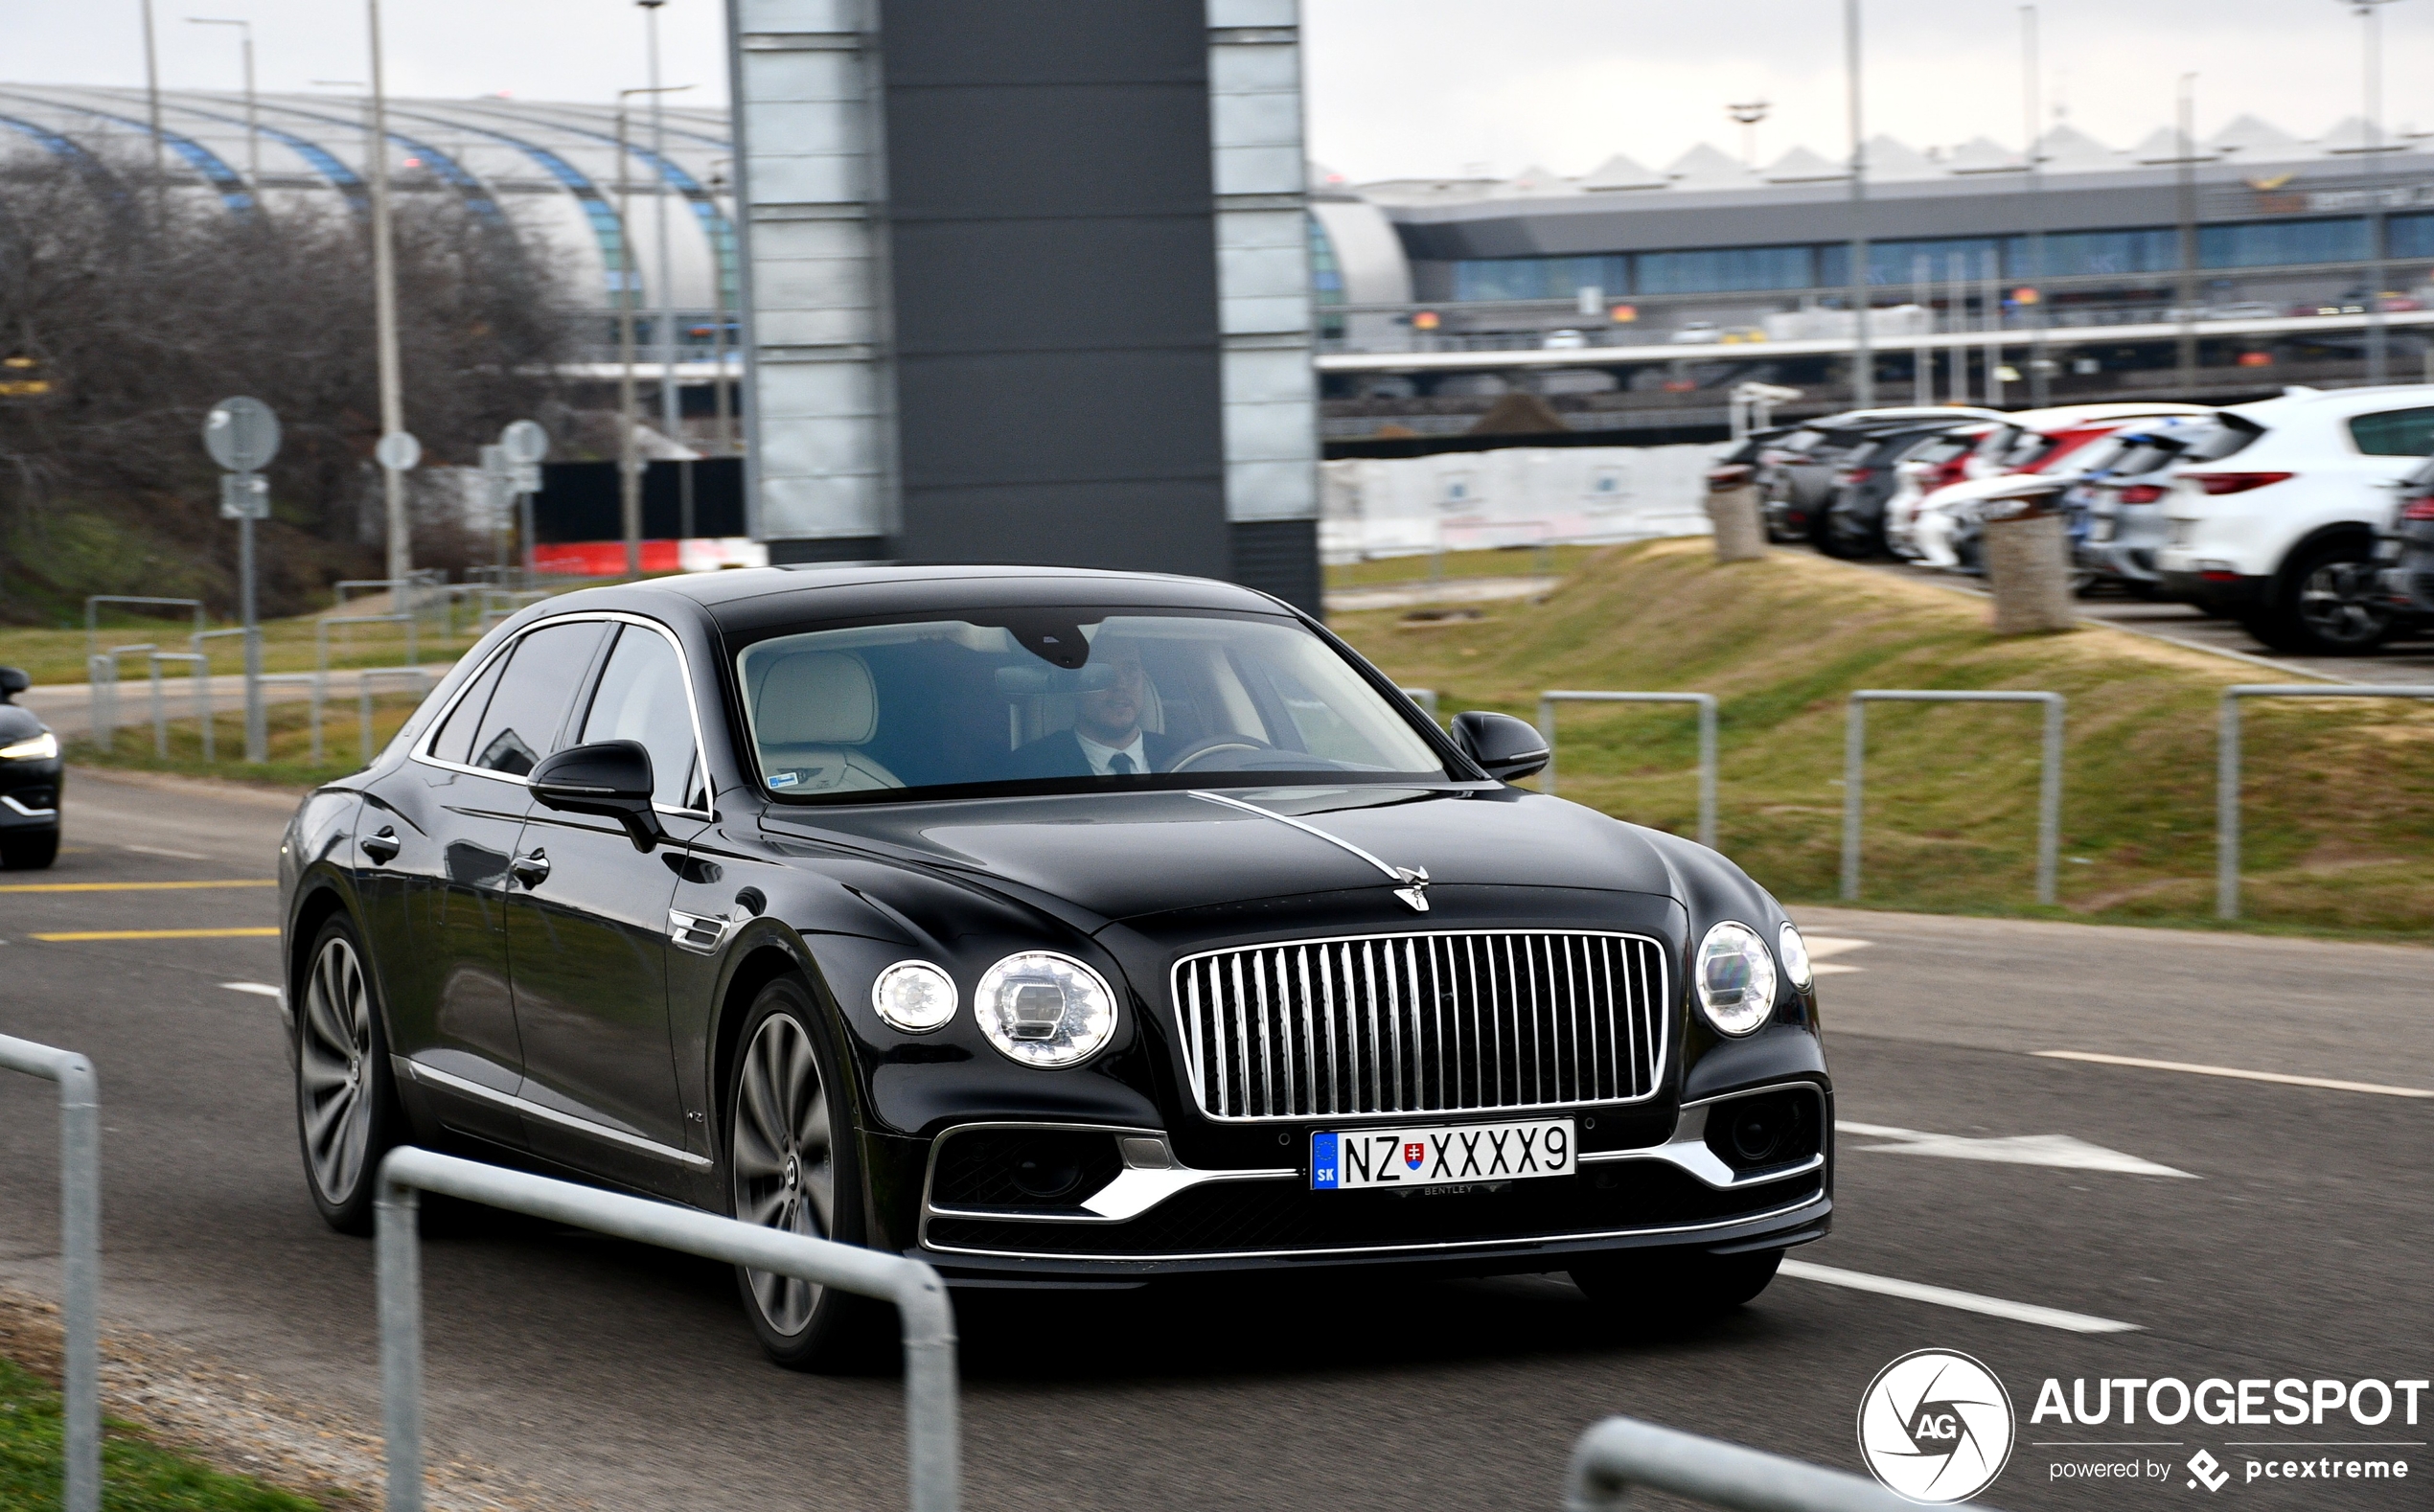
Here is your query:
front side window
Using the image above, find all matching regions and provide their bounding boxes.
[462,620,608,776]
[578,624,702,810]
[735,611,1448,801]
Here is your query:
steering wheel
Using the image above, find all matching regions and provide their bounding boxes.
[1167,734,1277,771]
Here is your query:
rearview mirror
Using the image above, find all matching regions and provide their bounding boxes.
[1451,711,1550,784]
[0,667,27,703]
[529,740,665,852]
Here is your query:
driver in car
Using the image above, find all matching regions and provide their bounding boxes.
[1012,646,1180,777]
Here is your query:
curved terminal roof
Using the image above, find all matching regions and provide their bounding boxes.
[0,85,737,315]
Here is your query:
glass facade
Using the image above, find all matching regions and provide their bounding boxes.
[1438,218,2379,302]
[1308,214,1345,338]
[2198,218,2371,269]
[2388,213,2434,260]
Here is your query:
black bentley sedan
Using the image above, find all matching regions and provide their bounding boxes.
[279,566,1831,1367]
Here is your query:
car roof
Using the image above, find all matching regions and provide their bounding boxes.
[585,562,1297,633]
[1993,402,2215,430]
[2228,382,2434,422]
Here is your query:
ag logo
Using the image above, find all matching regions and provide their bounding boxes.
[1857,1349,2015,1503]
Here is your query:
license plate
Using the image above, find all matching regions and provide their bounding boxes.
[1310,1118,1575,1191]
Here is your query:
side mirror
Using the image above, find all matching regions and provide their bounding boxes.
[1451,710,1550,784]
[529,740,665,851]
[0,667,27,703]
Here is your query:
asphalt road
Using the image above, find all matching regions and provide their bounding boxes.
[1,771,2426,1512]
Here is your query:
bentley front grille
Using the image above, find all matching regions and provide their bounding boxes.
[1172,930,1668,1123]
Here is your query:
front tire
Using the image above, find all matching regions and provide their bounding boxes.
[725,976,889,1370]
[1571,1248,1783,1323]
[295,916,403,1234]
[0,828,58,870]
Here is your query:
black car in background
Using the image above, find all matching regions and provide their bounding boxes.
[278,566,1834,1368]
[1815,422,1975,559]
[0,667,61,870]
[2376,454,2434,623]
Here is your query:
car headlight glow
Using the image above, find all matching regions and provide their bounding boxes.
[975,951,1117,1067]
[1695,921,1779,1037]
[1778,922,1813,991]
[0,731,57,761]
[870,961,958,1033]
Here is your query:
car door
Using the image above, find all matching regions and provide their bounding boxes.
[363,616,611,1149]
[503,617,712,1197]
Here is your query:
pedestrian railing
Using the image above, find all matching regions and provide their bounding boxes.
[354,668,432,764]
[2216,683,2434,919]
[1400,687,1440,723]
[1842,690,2065,906]
[375,1147,960,1512]
[146,651,212,761]
[1564,1415,1957,1512]
[0,1033,101,1512]
[1537,691,1718,848]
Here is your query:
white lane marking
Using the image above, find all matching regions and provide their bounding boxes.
[1804,935,1871,975]
[220,982,283,999]
[2034,1051,2433,1100]
[122,844,208,860]
[1837,1120,2196,1179]
[1780,1259,2141,1334]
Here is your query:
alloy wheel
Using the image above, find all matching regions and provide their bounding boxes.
[731,1013,835,1335]
[298,935,375,1203]
[2296,560,2392,649]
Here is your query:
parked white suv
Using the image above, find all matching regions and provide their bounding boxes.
[2158,385,2434,653]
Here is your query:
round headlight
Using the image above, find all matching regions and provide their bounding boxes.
[1695,922,1779,1038]
[975,951,1118,1067]
[1778,922,1813,991]
[871,961,958,1033]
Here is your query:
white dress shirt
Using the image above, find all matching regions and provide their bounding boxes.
[1074,728,1150,776]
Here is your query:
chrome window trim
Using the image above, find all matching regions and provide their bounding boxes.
[919,1190,1828,1265]
[1169,928,1671,1125]
[397,1056,711,1169]
[914,1122,1297,1239]
[409,609,715,819]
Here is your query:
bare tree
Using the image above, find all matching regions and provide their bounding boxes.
[0,146,572,621]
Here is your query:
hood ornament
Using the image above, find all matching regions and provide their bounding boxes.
[1190,790,1433,911]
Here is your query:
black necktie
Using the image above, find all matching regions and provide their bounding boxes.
[1109,753,1135,775]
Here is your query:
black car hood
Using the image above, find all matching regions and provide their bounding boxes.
[761,786,1680,925]
[0,706,42,741]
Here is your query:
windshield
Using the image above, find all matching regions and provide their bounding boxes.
[735,610,1451,801]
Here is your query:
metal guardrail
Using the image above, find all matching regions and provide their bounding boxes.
[375,1147,959,1512]
[1843,690,2065,906]
[1538,691,1718,848]
[2216,683,2434,920]
[1400,686,1440,723]
[355,668,432,764]
[147,651,211,761]
[1564,1415,1955,1512]
[0,1033,102,1512]
[84,595,202,668]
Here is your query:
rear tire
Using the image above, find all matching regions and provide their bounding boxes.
[725,975,891,1371]
[1571,1248,1783,1323]
[295,916,404,1235]
[2248,540,2393,655]
[0,828,58,870]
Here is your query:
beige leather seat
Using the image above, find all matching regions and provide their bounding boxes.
[751,651,901,792]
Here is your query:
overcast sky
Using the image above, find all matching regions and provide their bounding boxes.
[6,1,2427,179]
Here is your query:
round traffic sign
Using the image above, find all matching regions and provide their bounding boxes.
[375,430,422,471]
[499,419,549,466]
[203,397,281,472]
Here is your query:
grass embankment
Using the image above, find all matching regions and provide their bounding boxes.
[0,615,478,689]
[1333,538,2434,939]
[1324,544,1601,589]
[0,1356,319,1512]
[68,693,426,790]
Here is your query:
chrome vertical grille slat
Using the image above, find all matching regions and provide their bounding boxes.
[1172,930,1668,1123]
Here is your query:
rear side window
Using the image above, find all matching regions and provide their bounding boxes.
[2347,406,2434,456]
[464,620,609,776]
[2181,417,2262,463]
[426,651,511,767]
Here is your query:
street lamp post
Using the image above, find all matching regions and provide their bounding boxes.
[186,17,258,193]
[140,0,166,198]
[616,82,695,580]
[1728,101,1769,170]
[1844,0,1873,407]
[2347,0,2404,383]
[2176,73,2199,391]
[2021,4,2049,406]
[365,0,412,586]
[639,1,684,448]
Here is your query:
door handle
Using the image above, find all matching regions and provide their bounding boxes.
[509,848,551,888]
[360,827,400,864]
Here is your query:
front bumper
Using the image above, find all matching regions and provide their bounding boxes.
[0,758,62,831]
[905,1079,1833,1284]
